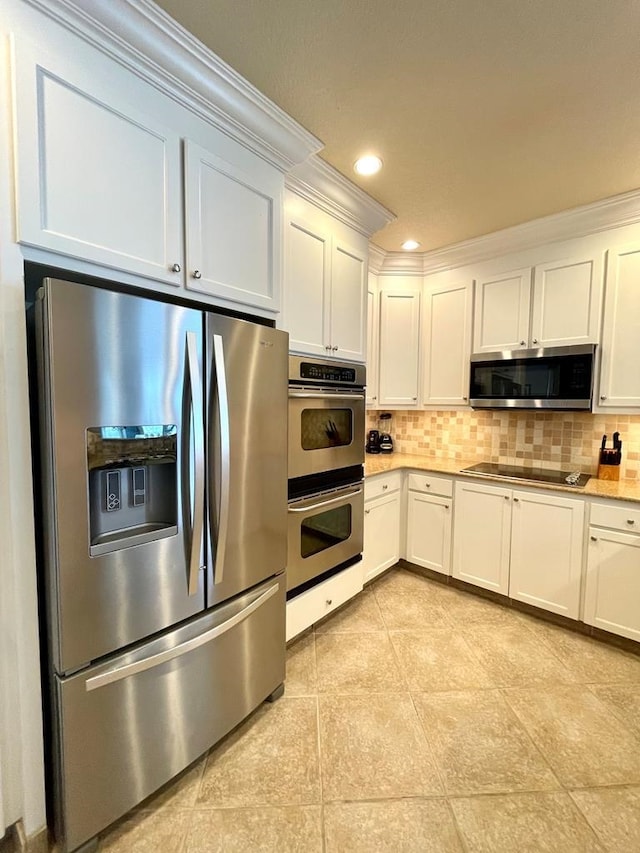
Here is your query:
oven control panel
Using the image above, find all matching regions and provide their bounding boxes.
[289,354,366,388]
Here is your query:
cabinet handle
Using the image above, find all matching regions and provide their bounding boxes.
[520,340,526,346]
[444,504,450,509]
[462,396,468,401]
[332,345,339,351]
[171,263,181,273]
[382,484,388,490]
[504,495,509,500]
[627,519,635,525]
[600,395,607,401]
[513,497,519,502]
[365,509,371,515]
[412,396,417,401]
[590,535,598,541]
[372,396,377,401]
[192,270,202,280]
[326,599,333,606]
[425,482,431,488]
[325,345,332,351]
[532,338,539,345]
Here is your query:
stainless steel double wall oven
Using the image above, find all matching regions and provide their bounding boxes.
[287,356,366,594]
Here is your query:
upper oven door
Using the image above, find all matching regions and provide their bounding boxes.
[288,388,365,479]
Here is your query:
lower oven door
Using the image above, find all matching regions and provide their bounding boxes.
[288,388,365,480]
[287,481,364,592]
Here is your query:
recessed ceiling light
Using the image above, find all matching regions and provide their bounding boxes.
[354,155,383,176]
[401,240,421,251]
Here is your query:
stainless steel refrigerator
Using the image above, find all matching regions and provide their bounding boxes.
[34,278,288,852]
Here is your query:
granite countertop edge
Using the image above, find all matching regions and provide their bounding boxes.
[363,452,640,504]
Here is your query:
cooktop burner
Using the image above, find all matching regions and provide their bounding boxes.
[461,462,591,487]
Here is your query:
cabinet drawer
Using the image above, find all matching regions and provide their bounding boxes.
[407,472,453,497]
[590,501,640,533]
[285,565,362,642]
[364,471,402,501]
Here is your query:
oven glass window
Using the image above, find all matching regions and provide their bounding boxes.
[301,408,353,450]
[300,505,352,558]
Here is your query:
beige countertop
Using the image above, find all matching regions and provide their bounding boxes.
[364,452,640,504]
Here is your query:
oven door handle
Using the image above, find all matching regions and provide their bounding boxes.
[288,391,365,401]
[288,487,363,513]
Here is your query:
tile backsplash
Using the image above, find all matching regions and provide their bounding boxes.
[367,410,640,480]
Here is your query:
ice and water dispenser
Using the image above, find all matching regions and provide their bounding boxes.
[87,425,178,556]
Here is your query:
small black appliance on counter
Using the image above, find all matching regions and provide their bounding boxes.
[378,412,394,453]
[366,429,381,454]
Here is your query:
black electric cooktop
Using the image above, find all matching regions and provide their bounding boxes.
[461,462,591,488]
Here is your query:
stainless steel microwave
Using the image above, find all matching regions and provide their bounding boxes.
[469,344,596,410]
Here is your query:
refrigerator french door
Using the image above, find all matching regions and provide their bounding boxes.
[35,278,288,852]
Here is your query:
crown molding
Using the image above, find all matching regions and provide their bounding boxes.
[373,187,640,275]
[22,0,322,171]
[285,156,395,238]
[367,245,386,274]
[371,248,423,276]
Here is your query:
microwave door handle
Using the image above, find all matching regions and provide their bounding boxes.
[211,333,230,586]
[288,487,364,513]
[288,391,365,401]
[185,331,205,596]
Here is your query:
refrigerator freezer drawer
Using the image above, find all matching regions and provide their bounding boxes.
[53,575,285,852]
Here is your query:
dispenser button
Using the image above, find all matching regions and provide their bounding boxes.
[105,471,121,512]
[132,467,146,506]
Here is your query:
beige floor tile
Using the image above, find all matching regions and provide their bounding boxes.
[315,631,405,693]
[98,808,191,852]
[285,631,317,697]
[459,621,577,687]
[450,792,604,852]
[588,683,640,740]
[375,588,452,630]
[315,590,385,633]
[505,684,640,787]
[414,690,559,796]
[523,620,640,682]
[197,697,320,808]
[371,567,443,598]
[135,755,207,811]
[324,798,465,852]
[184,805,323,853]
[389,629,494,691]
[570,786,640,853]
[437,589,527,627]
[318,693,443,800]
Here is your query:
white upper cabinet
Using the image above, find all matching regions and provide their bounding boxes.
[13,38,183,286]
[422,278,473,406]
[473,256,602,352]
[366,273,379,407]
[13,33,284,314]
[283,193,368,362]
[598,244,640,409]
[473,267,532,352]
[530,257,603,347]
[378,288,421,406]
[184,141,282,312]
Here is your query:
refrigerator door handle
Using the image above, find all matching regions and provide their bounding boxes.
[85,582,279,691]
[211,333,231,586]
[186,331,205,596]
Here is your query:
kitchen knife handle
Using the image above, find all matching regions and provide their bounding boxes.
[186,331,205,597]
[211,333,230,586]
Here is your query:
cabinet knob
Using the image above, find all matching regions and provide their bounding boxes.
[462,396,468,401]
[444,504,450,509]
[382,484,388,490]
[590,535,598,541]
[365,509,371,515]
[412,396,417,401]
[425,482,431,488]
[326,599,333,606]
[325,345,332,351]
[192,270,202,280]
[532,338,539,345]
[332,345,339,351]
[627,519,635,525]
[504,495,509,500]
[170,263,181,273]
[373,396,377,401]
[513,497,519,502]
[600,395,607,401]
[520,340,526,346]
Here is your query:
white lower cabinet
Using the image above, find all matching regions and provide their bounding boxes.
[453,479,584,616]
[584,501,640,641]
[406,473,453,575]
[286,565,362,642]
[362,472,402,583]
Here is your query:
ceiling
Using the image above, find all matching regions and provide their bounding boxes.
[153,0,640,253]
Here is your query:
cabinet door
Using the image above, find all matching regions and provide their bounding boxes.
[366,274,379,407]
[184,141,282,313]
[473,268,531,352]
[422,280,472,406]
[452,480,511,594]
[13,38,183,285]
[406,492,452,575]
[330,240,367,362]
[378,291,421,406]
[584,528,640,642]
[362,493,401,584]
[531,257,603,347]
[283,216,331,357]
[509,490,584,618]
[598,244,640,409]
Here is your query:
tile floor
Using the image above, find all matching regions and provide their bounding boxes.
[92,567,640,852]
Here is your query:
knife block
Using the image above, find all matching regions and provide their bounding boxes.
[597,463,620,481]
